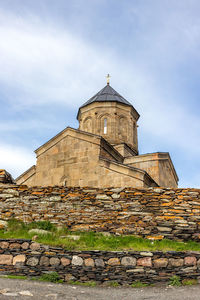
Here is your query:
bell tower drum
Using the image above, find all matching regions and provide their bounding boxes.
[77,77,140,155]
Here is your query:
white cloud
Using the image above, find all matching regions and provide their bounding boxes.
[0,119,57,132]
[0,9,118,108]
[139,94,200,155]
[0,143,35,179]
[0,3,200,187]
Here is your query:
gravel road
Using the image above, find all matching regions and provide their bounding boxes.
[0,278,200,300]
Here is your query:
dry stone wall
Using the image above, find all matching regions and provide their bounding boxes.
[0,184,200,241]
[0,170,14,184]
[1,239,200,284]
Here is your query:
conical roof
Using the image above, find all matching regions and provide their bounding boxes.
[81,84,133,106]
[77,84,137,119]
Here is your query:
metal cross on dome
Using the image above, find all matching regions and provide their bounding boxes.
[106,74,111,85]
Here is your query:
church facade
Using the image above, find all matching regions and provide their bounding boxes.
[16,81,178,188]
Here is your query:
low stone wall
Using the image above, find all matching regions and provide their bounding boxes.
[0,170,14,184]
[1,184,200,241]
[0,239,200,284]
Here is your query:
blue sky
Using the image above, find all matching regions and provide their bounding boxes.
[0,0,200,187]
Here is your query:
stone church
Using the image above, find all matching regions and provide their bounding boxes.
[16,79,178,188]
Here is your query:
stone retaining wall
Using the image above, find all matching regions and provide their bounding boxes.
[0,239,200,284]
[1,184,200,241]
[0,170,14,184]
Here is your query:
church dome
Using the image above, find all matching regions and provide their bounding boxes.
[81,84,132,106]
[77,83,139,120]
[77,81,140,153]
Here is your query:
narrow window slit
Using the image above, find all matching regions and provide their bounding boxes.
[104,118,107,134]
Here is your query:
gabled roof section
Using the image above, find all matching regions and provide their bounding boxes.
[34,127,123,160]
[34,127,102,157]
[77,84,138,119]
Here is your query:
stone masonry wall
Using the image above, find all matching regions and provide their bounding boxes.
[1,239,200,284]
[1,184,200,241]
[0,170,14,184]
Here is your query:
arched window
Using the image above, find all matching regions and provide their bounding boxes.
[83,117,92,133]
[104,118,107,134]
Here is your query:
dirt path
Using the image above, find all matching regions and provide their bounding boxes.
[0,278,200,300]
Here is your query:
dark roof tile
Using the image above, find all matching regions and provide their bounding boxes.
[77,84,140,119]
[77,84,137,119]
[80,84,132,107]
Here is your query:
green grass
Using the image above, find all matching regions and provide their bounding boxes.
[131,281,149,288]
[1,218,200,252]
[38,272,63,283]
[169,276,198,287]
[107,281,120,287]
[2,271,63,284]
[182,279,198,286]
[3,275,28,280]
[169,275,181,286]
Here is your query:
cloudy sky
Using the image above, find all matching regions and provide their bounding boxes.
[0,0,200,187]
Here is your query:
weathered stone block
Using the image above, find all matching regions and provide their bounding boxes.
[137,257,152,267]
[157,227,172,232]
[0,254,13,265]
[72,255,83,266]
[50,257,60,266]
[84,258,94,267]
[140,252,153,257]
[9,243,21,249]
[95,258,105,267]
[39,256,50,266]
[0,242,9,249]
[3,189,19,196]
[26,257,39,266]
[49,196,61,201]
[184,256,197,266]
[30,243,40,251]
[154,188,164,193]
[0,194,13,199]
[111,194,120,199]
[21,242,29,250]
[96,194,111,200]
[61,257,71,266]
[126,268,144,273]
[107,258,120,266]
[153,258,168,268]
[121,256,136,266]
[13,255,26,265]
[169,258,183,267]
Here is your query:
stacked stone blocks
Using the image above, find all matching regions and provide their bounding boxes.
[0,239,200,284]
[0,170,14,184]
[0,184,200,241]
